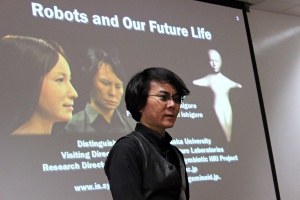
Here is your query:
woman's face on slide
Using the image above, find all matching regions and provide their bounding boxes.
[37,54,78,123]
[208,50,222,72]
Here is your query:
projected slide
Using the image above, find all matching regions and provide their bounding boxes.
[0,0,276,199]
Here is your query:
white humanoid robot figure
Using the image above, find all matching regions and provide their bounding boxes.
[193,49,242,142]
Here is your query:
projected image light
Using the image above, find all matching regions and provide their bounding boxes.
[31,2,89,24]
[0,35,78,135]
[0,0,277,199]
[193,49,242,142]
[63,47,136,135]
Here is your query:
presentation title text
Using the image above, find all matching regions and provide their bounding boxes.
[31,2,212,40]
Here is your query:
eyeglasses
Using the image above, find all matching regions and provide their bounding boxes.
[148,93,184,104]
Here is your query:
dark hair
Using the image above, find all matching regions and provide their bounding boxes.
[0,35,67,133]
[82,48,127,92]
[125,67,190,122]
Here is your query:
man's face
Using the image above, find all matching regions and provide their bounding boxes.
[208,50,222,72]
[140,81,180,135]
[91,63,124,112]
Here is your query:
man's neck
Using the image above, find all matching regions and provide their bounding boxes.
[90,102,115,123]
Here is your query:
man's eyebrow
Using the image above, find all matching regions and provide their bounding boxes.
[158,90,178,95]
[157,90,169,94]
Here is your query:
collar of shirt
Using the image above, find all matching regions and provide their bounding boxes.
[85,103,121,125]
[135,123,172,152]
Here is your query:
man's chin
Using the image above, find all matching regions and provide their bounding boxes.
[164,123,175,129]
[105,105,118,111]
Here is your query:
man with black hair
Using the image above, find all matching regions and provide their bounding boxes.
[105,67,190,200]
[64,48,135,135]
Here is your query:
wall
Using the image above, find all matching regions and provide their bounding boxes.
[248,9,300,200]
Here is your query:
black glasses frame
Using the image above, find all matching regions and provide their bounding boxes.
[147,94,184,104]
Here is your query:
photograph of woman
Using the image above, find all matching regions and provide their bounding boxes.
[0,35,78,135]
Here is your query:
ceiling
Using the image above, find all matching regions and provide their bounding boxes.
[235,0,300,16]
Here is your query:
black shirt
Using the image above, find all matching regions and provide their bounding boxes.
[104,123,189,200]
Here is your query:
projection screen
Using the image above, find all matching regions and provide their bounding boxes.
[0,0,277,199]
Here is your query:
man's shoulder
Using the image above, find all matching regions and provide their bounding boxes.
[64,110,88,133]
[66,110,86,125]
[116,132,138,144]
[112,132,146,150]
[108,133,144,158]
